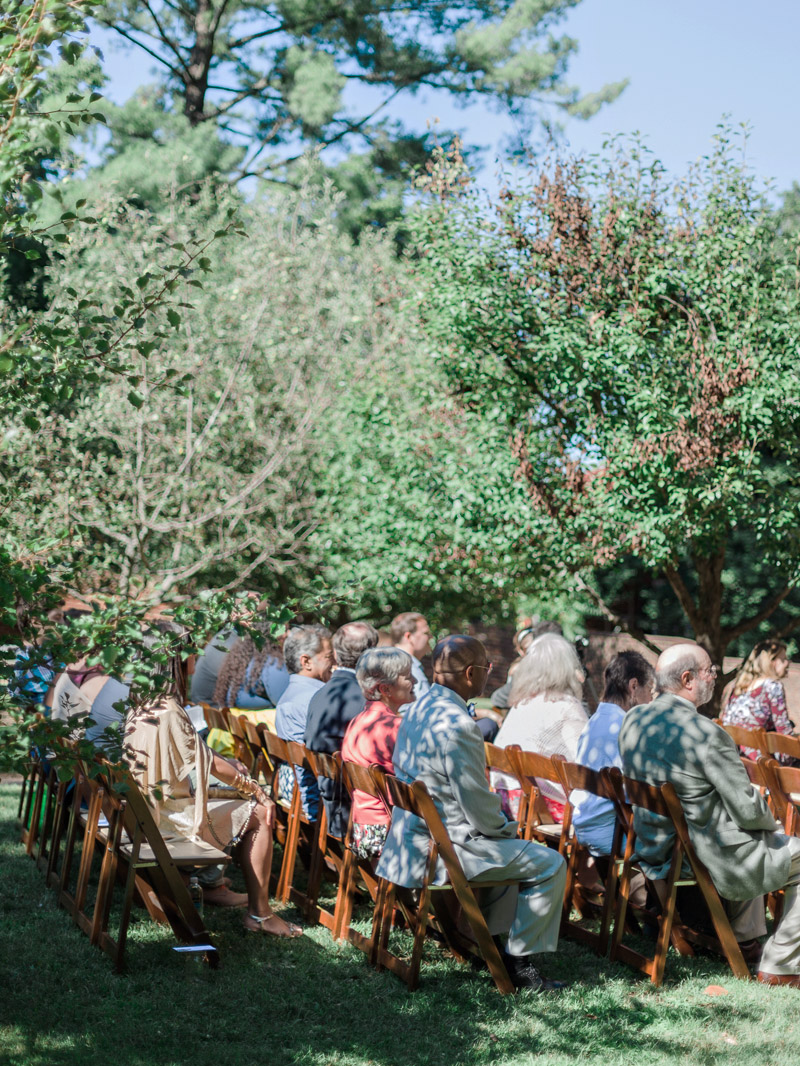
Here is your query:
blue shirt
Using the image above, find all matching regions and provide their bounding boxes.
[275,674,324,819]
[570,701,625,856]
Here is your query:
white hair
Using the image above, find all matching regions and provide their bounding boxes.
[509,633,584,704]
[655,648,703,693]
[356,647,412,701]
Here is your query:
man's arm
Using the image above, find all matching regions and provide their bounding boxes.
[444,717,517,838]
[703,723,781,832]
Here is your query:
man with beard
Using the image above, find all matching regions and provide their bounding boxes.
[618,643,800,986]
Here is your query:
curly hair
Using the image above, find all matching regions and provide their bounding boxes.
[731,639,787,699]
[212,636,283,708]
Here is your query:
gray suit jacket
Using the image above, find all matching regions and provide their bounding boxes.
[376,684,528,888]
[618,691,791,899]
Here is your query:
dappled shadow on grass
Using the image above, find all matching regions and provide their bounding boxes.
[0,782,796,1066]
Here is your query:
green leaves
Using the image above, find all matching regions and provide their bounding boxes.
[412,129,800,650]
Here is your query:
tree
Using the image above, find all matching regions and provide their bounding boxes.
[411,132,800,708]
[94,0,626,188]
[0,0,247,769]
[2,176,428,601]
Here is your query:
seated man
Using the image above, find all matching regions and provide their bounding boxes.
[304,621,379,836]
[390,611,432,700]
[619,642,800,985]
[377,634,568,991]
[275,624,333,820]
[571,650,654,855]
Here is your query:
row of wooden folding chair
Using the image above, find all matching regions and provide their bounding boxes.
[481,745,767,985]
[19,747,228,971]
[251,728,519,994]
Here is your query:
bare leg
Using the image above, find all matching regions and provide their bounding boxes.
[239,805,302,937]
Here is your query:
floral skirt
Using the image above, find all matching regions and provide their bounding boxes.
[351,822,388,859]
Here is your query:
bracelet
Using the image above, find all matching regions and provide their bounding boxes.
[233,772,263,800]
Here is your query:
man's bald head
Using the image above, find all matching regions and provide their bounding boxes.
[432,635,489,700]
[656,643,715,706]
[433,635,487,674]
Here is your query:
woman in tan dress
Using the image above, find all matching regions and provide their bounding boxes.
[123,635,301,938]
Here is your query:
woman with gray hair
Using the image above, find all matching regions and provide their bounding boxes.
[340,647,413,858]
[492,633,588,821]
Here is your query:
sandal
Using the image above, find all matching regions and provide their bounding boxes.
[244,912,303,938]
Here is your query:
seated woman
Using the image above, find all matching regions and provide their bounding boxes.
[492,633,588,821]
[123,629,301,938]
[51,659,129,750]
[722,638,796,763]
[340,647,413,859]
[213,634,289,709]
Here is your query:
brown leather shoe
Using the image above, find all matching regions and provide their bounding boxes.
[757,970,800,988]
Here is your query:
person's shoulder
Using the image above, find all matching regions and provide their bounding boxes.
[762,678,785,696]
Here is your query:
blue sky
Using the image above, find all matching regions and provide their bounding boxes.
[89,0,800,196]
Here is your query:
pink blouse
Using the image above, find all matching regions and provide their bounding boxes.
[341,701,401,826]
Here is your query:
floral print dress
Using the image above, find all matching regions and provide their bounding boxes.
[721,679,796,764]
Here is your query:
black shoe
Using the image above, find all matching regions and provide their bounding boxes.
[505,955,568,992]
[738,938,763,967]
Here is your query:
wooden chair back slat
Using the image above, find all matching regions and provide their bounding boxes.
[766,732,800,761]
[718,721,770,756]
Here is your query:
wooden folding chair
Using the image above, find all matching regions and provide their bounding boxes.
[716,721,770,757]
[555,760,624,954]
[484,742,525,837]
[304,750,348,928]
[374,773,517,995]
[335,760,388,951]
[103,764,228,970]
[274,740,321,906]
[228,712,255,772]
[258,727,292,861]
[19,749,48,855]
[505,749,569,852]
[765,732,800,764]
[759,757,800,835]
[606,768,750,986]
[57,761,129,961]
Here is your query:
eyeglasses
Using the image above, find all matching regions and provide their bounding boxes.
[699,664,719,677]
[470,662,493,676]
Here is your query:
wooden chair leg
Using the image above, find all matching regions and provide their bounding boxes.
[46,779,69,888]
[73,788,104,917]
[333,846,355,941]
[276,790,302,903]
[91,806,122,946]
[26,767,46,856]
[58,779,85,905]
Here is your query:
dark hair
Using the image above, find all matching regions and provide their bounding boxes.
[602,650,653,705]
[212,634,283,707]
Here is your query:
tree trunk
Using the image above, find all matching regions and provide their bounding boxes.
[665,546,728,716]
[184,0,214,125]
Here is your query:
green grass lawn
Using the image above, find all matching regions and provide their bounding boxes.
[1,778,799,1066]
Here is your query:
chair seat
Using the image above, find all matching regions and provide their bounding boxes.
[120,835,228,866]
[534,823,563,840]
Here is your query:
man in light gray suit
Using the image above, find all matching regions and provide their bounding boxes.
[619,642,800,987]
[376,634,567,990]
